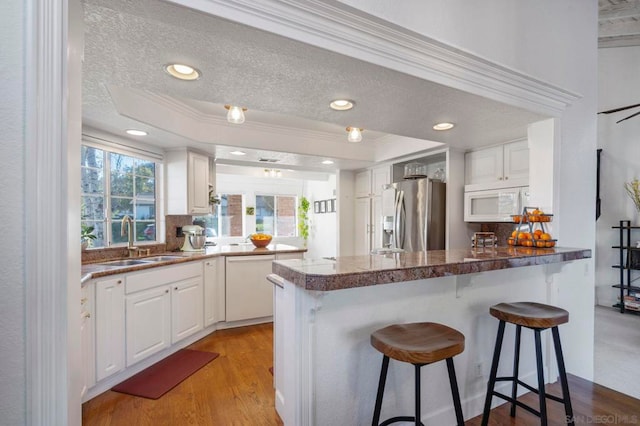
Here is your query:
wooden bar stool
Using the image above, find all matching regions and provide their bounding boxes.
[481,302,574,426]
[370,322,465,426]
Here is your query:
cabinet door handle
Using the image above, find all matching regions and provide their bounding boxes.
[498,177,503,180]
[117,280,122,284]
[174,286,178,290]
[505,176,509,180]
[165,289,169,293]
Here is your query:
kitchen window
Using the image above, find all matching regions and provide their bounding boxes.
[81,144,159,247]
[194,194,244,237]
[255,195,297,237]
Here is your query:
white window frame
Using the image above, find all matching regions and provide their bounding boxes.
[81,136,164,247]
[255,193,298,237]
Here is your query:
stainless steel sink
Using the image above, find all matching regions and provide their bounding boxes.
[142,255,184,262]
[100,259,153,267]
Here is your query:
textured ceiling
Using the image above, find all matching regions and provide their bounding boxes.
[81,0,548,170]
[599,0,640,48]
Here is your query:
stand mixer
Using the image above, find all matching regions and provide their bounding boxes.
[181,225,206,251]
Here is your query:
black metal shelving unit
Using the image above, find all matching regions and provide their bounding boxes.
[612,220,640,314]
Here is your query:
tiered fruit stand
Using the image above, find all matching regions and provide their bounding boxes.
[507,207,556,248]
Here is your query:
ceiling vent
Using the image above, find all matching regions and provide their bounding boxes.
[258,158,280,163]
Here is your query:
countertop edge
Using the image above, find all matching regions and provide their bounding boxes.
[272,247,592,292]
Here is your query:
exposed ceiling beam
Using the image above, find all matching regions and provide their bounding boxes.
[599,19,640,38]
[599,1,640,21]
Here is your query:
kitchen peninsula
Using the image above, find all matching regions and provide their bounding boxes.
[270,246,591,425]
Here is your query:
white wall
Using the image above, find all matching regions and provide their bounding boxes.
[596,46,640,306]
[0,1,26,423]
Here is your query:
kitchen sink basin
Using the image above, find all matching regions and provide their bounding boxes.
[142,255,184,262]
[100,259,153,267]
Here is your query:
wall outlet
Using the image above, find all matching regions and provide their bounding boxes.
[176,226,183,237]
[475,360,489,378]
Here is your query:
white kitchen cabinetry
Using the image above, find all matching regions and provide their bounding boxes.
[166,149,211,215]
[226,255,275,322]
[125,262,203,366]
[465,140,529,190]
[354,166,390,254]
[80,283,95,399]
[204,257,225,326]
[95,276,125,382]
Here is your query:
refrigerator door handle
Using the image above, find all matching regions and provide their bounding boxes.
[394,190,405,249]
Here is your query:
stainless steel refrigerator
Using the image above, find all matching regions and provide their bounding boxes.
[381,178,446,251]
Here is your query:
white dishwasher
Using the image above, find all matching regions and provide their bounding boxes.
[225,255,276,322]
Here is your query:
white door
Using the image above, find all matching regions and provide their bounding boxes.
[226,255,276,322]
[372,166,390,197]
[503,140,529,183]
[371,197,383,250]
[464,145,503,185]
[354,198,371,255]
[171,276,204,343]
[95,276,125,381]
[125,285,171,366]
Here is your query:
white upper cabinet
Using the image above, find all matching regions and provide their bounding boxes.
[166,149,211,215]
[464,140,529,190]
[355,166,391,198]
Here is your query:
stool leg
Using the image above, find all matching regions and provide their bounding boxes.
[414,364,421,426]
[372,355,390,426]
[510,324,522,417]
[481,320,506,426]
[552,326,574,425]
[446,358,465,426]
[534,329,548,426]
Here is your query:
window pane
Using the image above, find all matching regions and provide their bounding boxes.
[111,221,127,244]
[135,200,155,220]
[110,172,133,197]
[110,152,134,174]
[82,221,104,248]
[256,195,275,234]
[135,158,155,177]
[136,221,155,241]
[135,176,155,198]
[81,196,104,220]
[193,215,217,238]
[81,146,103,169]
[219,194,243,237]
[276,195,296,237]
[81,167,103,194]
[111,197,133,219]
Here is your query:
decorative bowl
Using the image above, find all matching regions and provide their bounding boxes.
[250,233,272,248]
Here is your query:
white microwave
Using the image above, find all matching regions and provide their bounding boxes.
[464,186,529,222]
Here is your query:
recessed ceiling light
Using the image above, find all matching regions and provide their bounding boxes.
[322,160,334,165]
[125,129,147,136]
[230,150,246,156]
[164,63,200,81]
[329,99,354,111]
[433,122,455,131]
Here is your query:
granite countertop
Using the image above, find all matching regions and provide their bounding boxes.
[81,243,305,283]
[272,246,592,291]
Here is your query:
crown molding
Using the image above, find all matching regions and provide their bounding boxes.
[168,0,581,115]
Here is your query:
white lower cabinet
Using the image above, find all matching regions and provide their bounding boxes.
[204,258,224,326]
[80,284,95,398]
[125,285,172,366]
[226,255,275,322]
[171,276,204,343]
[95,276,125,382]
[125,263,204,367]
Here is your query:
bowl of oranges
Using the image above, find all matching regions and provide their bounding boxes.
[507,229,556,248]
[249,233,272,248]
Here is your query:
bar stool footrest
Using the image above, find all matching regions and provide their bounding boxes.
[495,376,568,404]
[492,391,541,417]
[379,416,425,426]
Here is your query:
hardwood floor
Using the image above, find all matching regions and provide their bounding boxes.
[83,323,640,425]
[82,323,283,426]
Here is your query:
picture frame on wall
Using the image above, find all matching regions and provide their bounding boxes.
[320,200,326,213]
[314,201,320,213]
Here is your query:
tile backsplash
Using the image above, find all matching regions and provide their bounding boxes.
[165,214,194,251]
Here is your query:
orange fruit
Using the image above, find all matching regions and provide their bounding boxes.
[540,233,552,241]
[536,241,546,248]
[517,232,527,240]
[507,238,515,246]
[523,240,533,247]
[534,229,543,237]
[545,241,556,248]
[511,230,517,238]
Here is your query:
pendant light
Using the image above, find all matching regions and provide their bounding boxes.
[346,126,363,143]
[225,105,247,124]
